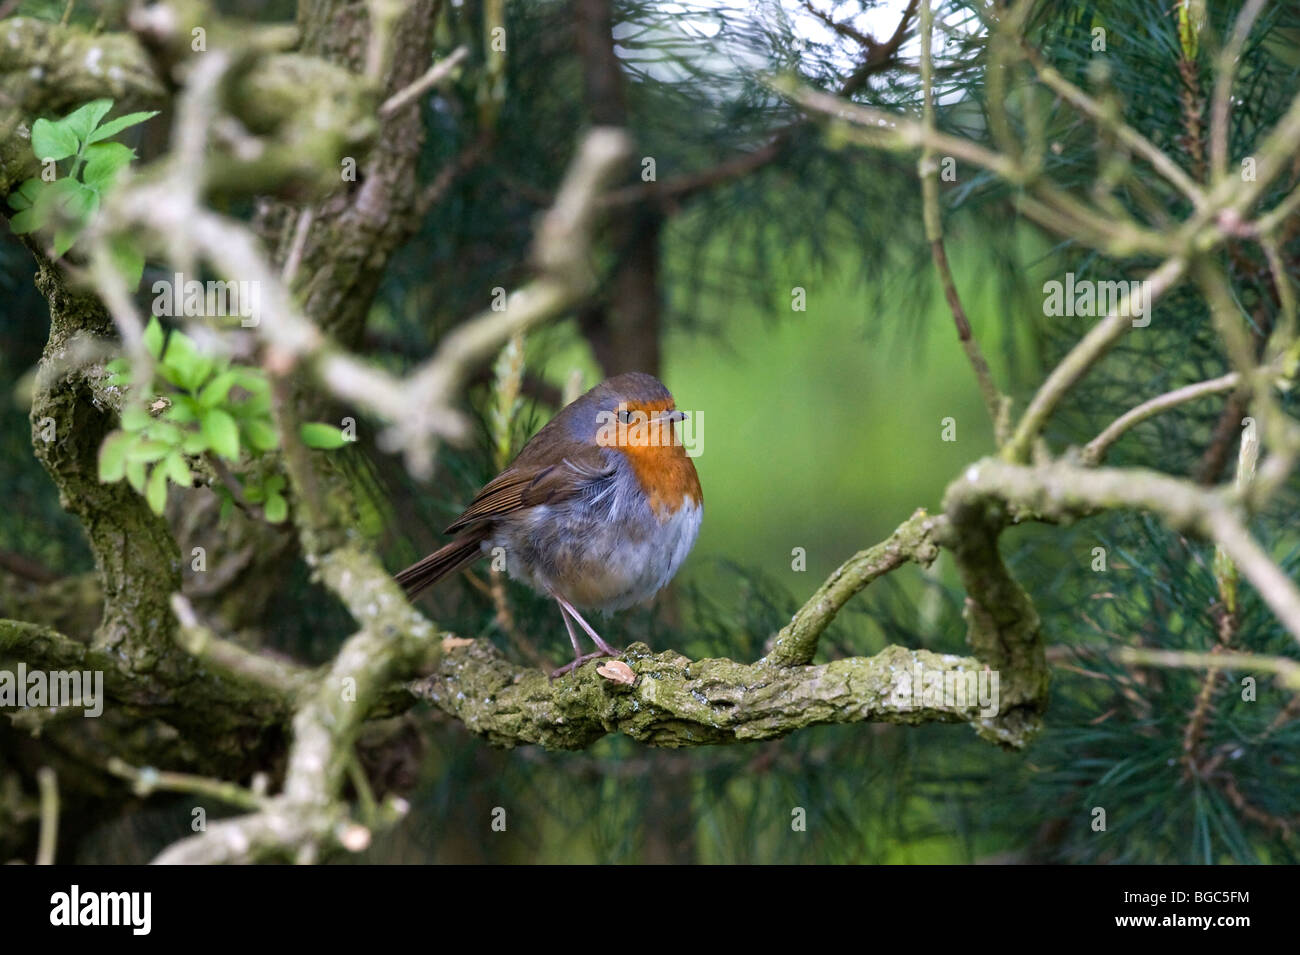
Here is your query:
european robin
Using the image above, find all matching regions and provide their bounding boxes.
[395,372,702,677]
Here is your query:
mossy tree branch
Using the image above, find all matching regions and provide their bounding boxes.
[410,639,1029,750]
[762,508,944,668]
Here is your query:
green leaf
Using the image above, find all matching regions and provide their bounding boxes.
[125,457,147,493]
[142,419,181,445]
[160,331,213,391]
[242,388,272,416]
[145,462,168,514]
[56,179,98,220]
[165,395,200,424]
[108,236,145,291]
[49,180,98,255]
[7,178,42,211]
[53,225,80,257]
[300,422,348,449]
[82,142,135,190]
[8,208,39,234]
[263,474,285,494]
[180,432,208,455]
[31,118,78,161]
[45,175,80,200]
[144,317,164,360]
[98,431,132,483]
[88,110,159,144]
[126,440,171,463]
[230,367,270,391]
[263,493,288,524]
[198,369,240,408]
[62,99,114,143]
[202,408,240,460]
[163,452,192,488]
[228,369,271,411]
[120,406,152,431]
[244,419,279,452]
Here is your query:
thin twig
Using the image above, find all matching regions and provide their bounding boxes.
[777,79,1169,255]
[1082,372,1241,465]
[1260,234,1297,354]
[799,0,874,50]
[346,751,378,825]
[414,133,490,218]
[763,508,945,667]
[918,0,1006,442]
[170,594,315,701]
[281,208,314,290]
[599,0,918,212]
[1210,0,1269,182]
[365,0,405,81]
[1255,180,1300,236]
[1195,260,1300,507]
[378,46,468,117]
[36,768,58,865]
[1112,646,1300,691]
[954,456,1300,645]
[107,757,265,810]
[0,549,60,584]
[207,454,265,520]
[1023,45,1206,210]
[1006,256,1188,462]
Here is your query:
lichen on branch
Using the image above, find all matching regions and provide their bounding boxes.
[410,638,1030,749]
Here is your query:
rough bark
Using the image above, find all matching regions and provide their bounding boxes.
[410,638,1029,750]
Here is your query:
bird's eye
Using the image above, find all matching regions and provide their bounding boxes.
[617,408,632,424]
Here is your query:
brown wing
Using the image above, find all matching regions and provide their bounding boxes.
[444,443,615,534]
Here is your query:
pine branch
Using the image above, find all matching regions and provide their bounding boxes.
[919,0,1007,441]
[1082,372,1242,465]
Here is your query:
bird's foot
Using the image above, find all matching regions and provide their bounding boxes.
[550,593,623,678]
[549,646,622,680]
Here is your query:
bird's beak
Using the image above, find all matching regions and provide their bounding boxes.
[656,410,687,423]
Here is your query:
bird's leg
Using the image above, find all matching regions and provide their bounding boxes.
[549,600,611,679]
[545,592,622,677]
[558,601,582,664]
[555,595,621,657]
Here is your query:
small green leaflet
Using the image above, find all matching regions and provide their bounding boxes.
[9,98,157,289]
[300,423,350,449]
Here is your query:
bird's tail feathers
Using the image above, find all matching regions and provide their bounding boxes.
[394,531,487,600]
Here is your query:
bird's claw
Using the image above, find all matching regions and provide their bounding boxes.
[548,646,623,680]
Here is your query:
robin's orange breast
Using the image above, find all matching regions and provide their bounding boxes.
[599,398,702,520]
